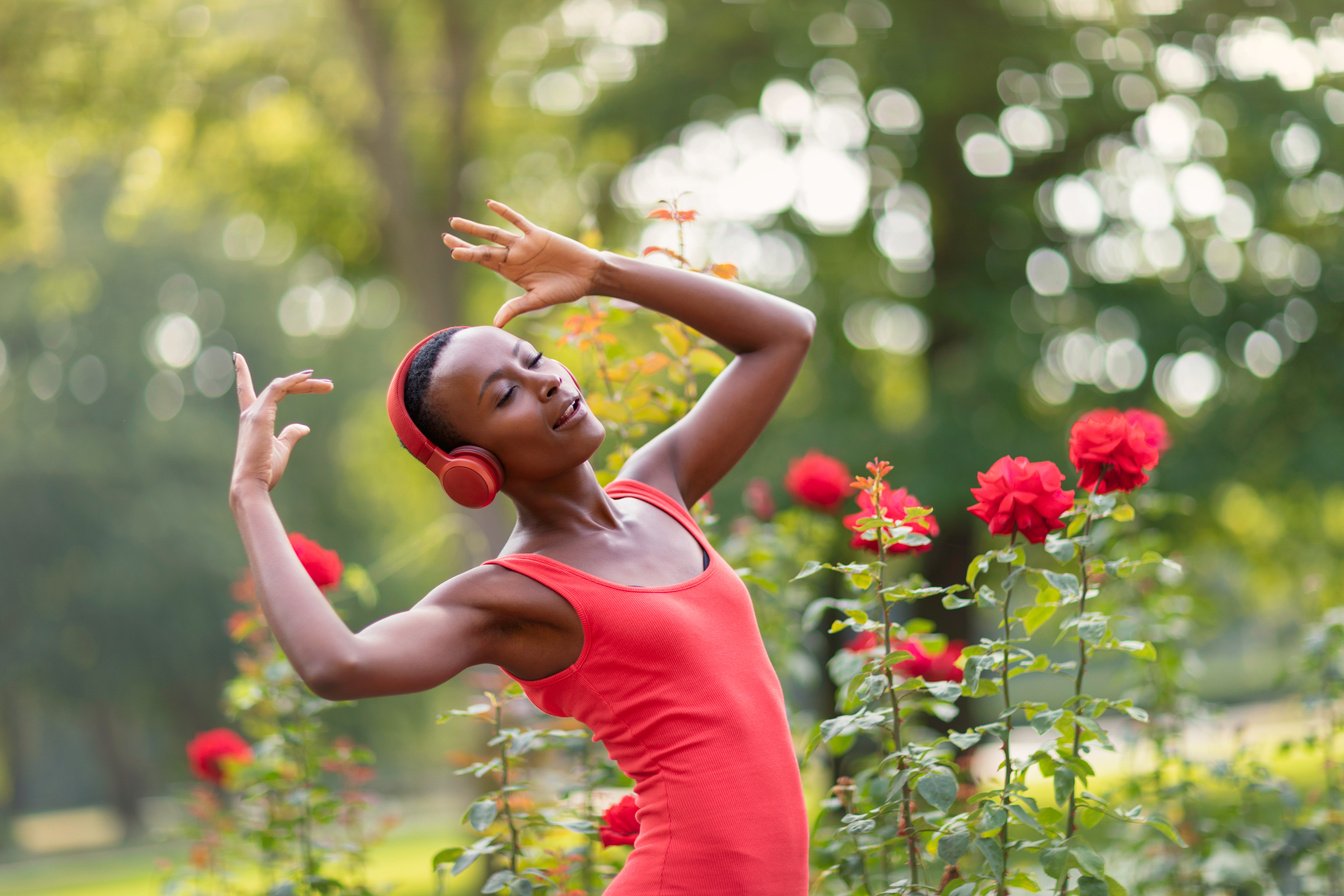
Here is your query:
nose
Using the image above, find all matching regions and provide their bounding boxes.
[536,370,562,399]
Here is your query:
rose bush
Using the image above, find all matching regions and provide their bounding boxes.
[968,455,1075,543]
[843,485,938,554]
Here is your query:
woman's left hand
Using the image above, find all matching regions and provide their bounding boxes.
[443,200,604,328]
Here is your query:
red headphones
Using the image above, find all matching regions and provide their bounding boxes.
[387,327,504,508]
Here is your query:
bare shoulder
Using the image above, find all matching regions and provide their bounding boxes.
[422,563,575,633]
[613,445,690,507]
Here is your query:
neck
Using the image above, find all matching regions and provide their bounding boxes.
[503,463,620,539]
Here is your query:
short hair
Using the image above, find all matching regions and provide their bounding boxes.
[402,326,469,454]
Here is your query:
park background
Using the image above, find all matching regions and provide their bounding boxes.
[2,0,1342,892]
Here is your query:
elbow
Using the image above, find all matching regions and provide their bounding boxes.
[300,654,362,701]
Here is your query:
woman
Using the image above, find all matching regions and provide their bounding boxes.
[230,200,816,894]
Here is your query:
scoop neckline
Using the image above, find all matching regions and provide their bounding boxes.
[497,479,716,591]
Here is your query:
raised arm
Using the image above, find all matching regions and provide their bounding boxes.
[229,354,506,699]
[443,200,815,505]
[594,254,815,504]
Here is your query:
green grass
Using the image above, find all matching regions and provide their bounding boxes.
[0,827,476,896]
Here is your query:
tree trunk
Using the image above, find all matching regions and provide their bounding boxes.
[85,701,146,841]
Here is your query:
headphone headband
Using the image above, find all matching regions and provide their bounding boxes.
[387,326,465,465]
[387,326,504,508]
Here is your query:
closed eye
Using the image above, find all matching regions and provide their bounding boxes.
[495,351,545,407]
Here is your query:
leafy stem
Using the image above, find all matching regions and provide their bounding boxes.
[999,533,1018,896]
[493,700,522,878]
[1056,505,1095,896]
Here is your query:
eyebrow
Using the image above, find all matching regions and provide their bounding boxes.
[477,339,526,405]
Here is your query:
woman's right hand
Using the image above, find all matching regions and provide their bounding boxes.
[231,353,333,498]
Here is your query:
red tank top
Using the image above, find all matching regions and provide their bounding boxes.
[484,479,809,895]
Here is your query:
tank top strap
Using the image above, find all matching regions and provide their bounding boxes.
[605,478,709,552]
[482,553,597,600]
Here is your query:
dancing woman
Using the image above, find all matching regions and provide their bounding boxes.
[230,201,815,894]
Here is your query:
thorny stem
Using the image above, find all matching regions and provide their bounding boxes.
[1056,509,1095,896]
[496,700,521,877]
[999,534,1019,896]
[872,485,920,888]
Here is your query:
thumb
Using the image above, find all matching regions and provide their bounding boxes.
[277,423,312,452]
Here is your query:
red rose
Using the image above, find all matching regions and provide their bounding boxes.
[186,729,253,785]
[289,533,343,591]
[888,638,963,683]
[784,451,852,512]
[843,486,938,554]
[922,640,965,683]
[744,478,776,522]
[1068,409,1160,494]
[845,630,880,653]
[599,794,640,847]
[968,455,1075,544]
[1124,408,1171,458]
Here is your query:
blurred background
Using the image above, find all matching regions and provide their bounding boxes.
[2,0,1341,888]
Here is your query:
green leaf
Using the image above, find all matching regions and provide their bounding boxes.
[926,680,963,702]
[1076,613,1107,645]
[1145,814,1187,846]
[792,560,824,581]
[430,847,462,871]
[1054,767,1076,808]
[1044,570,1081,600]
[1040,843,1068,880]
[1045,537,1077,563]
[1074,842,1105,877]
[1021,604,1057,637]
[1111,503,1134,522]
[936,828,971,863]
[916,767,958,813]
[948,730,982,750]
[1115,640,1156,661]
[466,798,499,832]
[1078,876,1108,896]
[482,870,513,894]
[975,835,1005,878]
[513,879,534,896]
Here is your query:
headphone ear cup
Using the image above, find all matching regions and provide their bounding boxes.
[431,446,504,508]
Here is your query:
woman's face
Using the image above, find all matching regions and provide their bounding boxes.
[430,327,605,483]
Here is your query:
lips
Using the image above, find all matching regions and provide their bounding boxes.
[552,396,583,430]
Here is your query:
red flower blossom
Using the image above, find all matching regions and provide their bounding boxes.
[1124,408,1171,458]
[891,638,964,682]
[843,486,938,554]
[845,630,880,653]
[744,478,776,522]
[968,455,1076,544]
[847,635,964,682]
[1068,409,1161,494]
[784,451,852,512]
[289,533,343,591]
[186,729,253,785]
[599,794,640,847]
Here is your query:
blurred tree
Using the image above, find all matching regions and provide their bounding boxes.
[3,0,1343,839]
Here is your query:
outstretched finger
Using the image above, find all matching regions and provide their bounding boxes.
[276,423,312,452]
[255,370,323,408]
[493,294,545,328]
[486,199,535,233]
[441,232,474,251]
[235,352,257,411]
[449,216,517,246]
[450,244,508,267]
